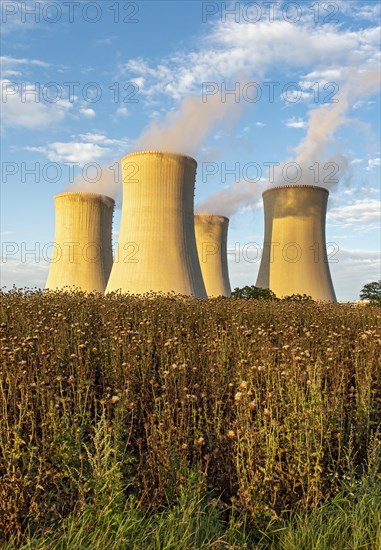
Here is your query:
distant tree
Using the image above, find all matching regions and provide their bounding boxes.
[282,294,314,302]
[231,285,276,300]
[360,280,381,305]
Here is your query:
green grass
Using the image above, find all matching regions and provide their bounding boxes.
[3,466,381,549]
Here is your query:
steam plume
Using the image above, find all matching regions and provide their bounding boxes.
[196,179,267,218]
[65,90,244,197]
[272,69,380,189]
[135,92,244,157]
[66,163,121,200]
[198,69,379,217]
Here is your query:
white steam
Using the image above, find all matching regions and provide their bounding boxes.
[65,70,378,213]
[198,69,379,217]
[272,71,379,189]
[65,90,244,198]
[135,92,244,157]
[66,163,121,201]
[196,179,267,218]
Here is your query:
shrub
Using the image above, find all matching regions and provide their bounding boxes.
[231,285,277,300]
[360,281,381,306]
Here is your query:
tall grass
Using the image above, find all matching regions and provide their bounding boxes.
[277,434,381,549]
[0,290,380,546]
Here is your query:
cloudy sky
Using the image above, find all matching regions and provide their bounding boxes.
[1,0,380,300]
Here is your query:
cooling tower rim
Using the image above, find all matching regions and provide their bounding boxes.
[54,192,115,204]
[263,184,329,195]
[195,213,230,222]
[122,150,197,166]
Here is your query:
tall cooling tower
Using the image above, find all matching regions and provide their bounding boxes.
[45,192,114,293]
[195,214,231,297]
[256,185,336,301]
[106,151,207,297]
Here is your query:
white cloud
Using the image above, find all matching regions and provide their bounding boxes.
[24,133,130,165]
[79,107,96,118]
[353,100,365,110]
[365,158,380,171]
[352,99,377,110]
[328,199,381,224]
[335,0,381,21]
[131,77,145,89]
[1,70,22,77]
[300,68,345,85]
[26,142,111,165]
[0,55,50,70]
[1,78,72,128]
[284,117,307,129]
[95,36,117,46]
[116,106,128,116]
[77,133,129,148]
[120,19,379,101]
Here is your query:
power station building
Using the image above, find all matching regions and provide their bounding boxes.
[106,151,207,297]
[45,192,114,293]
[256,185,336,301]
[194,214,231,297]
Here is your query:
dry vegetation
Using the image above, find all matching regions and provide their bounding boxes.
[0,290,380,546]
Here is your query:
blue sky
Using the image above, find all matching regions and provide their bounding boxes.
[1,0,380,300]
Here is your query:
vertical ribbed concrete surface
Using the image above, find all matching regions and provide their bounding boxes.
[195,214,231,297]
[256,185,336,301]
[106,151,207,297]
[45,192,114,293]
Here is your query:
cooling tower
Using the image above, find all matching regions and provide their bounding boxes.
[256,185,336,301]
[45,192,114,293]
[106,151,207,297]
[195,214,231,297]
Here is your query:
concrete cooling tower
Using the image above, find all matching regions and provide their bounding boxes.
[195,214,231,297]
[106,151,207,297]
[45,192,114,293]
[256,185,336,302]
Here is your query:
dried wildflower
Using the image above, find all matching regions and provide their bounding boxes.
[235,392,243,402]
[227,430,235,439]
[110,395,120,404]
